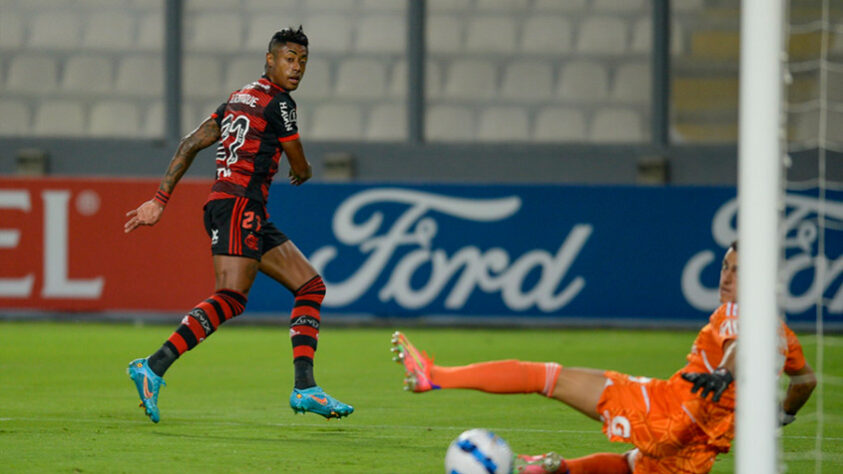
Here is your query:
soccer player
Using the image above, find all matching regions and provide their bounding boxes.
[124,26,353,423]
[391,242,816,473]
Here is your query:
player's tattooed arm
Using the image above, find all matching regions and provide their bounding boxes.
[124,117,221,233]
[160,117,222,194]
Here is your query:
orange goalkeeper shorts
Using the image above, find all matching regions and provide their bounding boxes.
[596,370,728,474]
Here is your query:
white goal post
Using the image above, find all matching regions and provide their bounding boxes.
[736,0,786,472]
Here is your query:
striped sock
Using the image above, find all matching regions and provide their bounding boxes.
[147,289,248,376]
[290,275,325,389]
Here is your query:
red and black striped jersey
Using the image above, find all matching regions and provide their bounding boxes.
[207,76,299,205]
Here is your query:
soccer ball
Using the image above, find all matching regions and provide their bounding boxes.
[444,428,514,474]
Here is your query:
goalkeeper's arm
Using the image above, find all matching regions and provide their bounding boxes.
[780,363,817,426]
[681,340,737,403]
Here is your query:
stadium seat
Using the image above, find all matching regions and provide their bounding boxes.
[82,12,134,50]
[476,106,529,141]
[309,104,364,140]
[356,15,406,53]
[557,61,609,102]
[187,13,243,52]
[223,57,266,93]
[500,61,554,102]
[144,102,198,137]
[612,62,651,104]
[244,0,299,10]
[474,0,530,11]
[465,16,517,54]
[183,57,224,99]
[243,14,307,52]
[0,13,25,49]
[789,109,818,144]
[533,0,586,11]
[361,0,407,11]
[128,0,160,9]
[28,13,82,50]
[590,108,645,142]
[115,56,164,96]
[304,0,355,11]
[88,101,141,136]
[335,58,388,99]
[520,16,573,54]
[576,17,627,55]
[306,15,353,53]
[294,58,332,100]
[0,100,32,135]
[833,30,843,54]
[594,0,646,12]
[428,0,473,11]
[443,60,497,100]
[829,70,843,103]
[136,12,164,51]
[186,0,241,10]
[427,15,464,54]
[33,100,86,136]
[426,105,475,141]
[76,0,131,6]
[533,107,587,142]
[61,56,114,93]
[366,104,407,141]
[631,17,684,55]
[388,60,442,99]
[674,0,705,11]
[6,56,58,93]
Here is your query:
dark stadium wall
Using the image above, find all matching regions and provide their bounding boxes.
[0,137,746,185]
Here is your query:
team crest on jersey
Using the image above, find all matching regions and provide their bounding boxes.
[245,233,259,251]
[279,101,297,132]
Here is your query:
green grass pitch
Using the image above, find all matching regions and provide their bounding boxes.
[0,321,840,473]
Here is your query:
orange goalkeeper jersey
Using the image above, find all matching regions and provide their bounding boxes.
[668,302,808,411]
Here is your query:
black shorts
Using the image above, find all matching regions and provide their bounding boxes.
[203,197,289,260]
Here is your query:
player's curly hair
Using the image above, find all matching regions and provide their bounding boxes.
[268,25,308,52]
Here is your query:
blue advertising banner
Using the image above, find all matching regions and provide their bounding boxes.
[247,183,842,325]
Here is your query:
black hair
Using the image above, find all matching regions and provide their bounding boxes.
[268,25,308,52]
[729,240,738,252]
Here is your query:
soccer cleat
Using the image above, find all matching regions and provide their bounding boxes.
[514,452,568,474]
[390,331,439,393]
[127,358,166,423]
[290,386,354,419]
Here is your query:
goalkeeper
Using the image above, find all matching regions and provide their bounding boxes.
[391,242,816,473]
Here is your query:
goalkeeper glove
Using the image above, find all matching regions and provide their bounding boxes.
[681,368,734,403]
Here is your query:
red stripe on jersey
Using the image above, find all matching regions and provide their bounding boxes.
[229,198,245,255]
[278,132,300,143]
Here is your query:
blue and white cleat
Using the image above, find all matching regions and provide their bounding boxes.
[290,386,354,419]
[127,358,166,423]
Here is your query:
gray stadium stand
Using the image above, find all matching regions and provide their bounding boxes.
[89,101,141,137]
[476,106,530,141]
[366,104,407,141]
